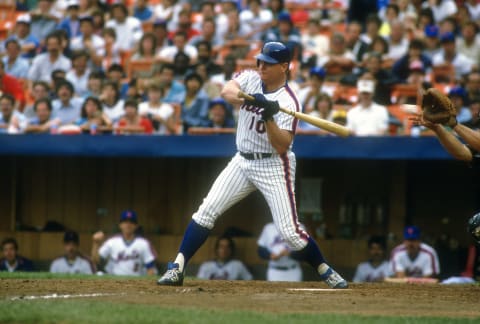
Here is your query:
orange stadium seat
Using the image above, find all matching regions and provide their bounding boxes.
[127,59,155,79]
[187,127,236,135]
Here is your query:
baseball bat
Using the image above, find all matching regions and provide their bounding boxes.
[237,91,350,137]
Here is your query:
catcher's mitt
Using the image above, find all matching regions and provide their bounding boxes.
[421,88,457,127]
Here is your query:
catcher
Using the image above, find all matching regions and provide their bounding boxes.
[411,88,480,164]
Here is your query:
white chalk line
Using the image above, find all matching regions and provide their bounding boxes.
[9,292,126,301]
[287,288,352,292]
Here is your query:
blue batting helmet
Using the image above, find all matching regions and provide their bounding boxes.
[255,42,291,64]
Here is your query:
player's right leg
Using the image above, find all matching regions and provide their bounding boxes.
[158,155,256,286]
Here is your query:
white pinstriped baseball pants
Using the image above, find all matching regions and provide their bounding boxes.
[192,151,309,250]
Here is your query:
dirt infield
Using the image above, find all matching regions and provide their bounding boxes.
[1,278,479,318]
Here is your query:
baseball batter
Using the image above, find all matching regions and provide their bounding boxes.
[91,210,157,276]
[157,42,348,289]
[50,231,94,274]
[257,222,302,281]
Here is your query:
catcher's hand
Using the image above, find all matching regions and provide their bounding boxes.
[421,88,457,127]
[245,93,280,121]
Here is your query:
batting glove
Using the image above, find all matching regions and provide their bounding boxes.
[246,93,280,121]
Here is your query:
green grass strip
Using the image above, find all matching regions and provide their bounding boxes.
[0,300,477,324]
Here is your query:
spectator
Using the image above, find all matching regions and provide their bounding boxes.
[91,210,157,276]
[0,94,26,134]
[360,14,382,45]
[66,50,91,97]
[25,98,59,133]
[101,27,121,71]
[153,0,183,32]
[50,230,95,274]
[195,41,222,76]
[84,71,103,99]
[27,33,71,84]
[57,0,81,39]
[116,99,153,135]
[240,0,273,41]
[206,98,235,128]
[91,9,105,35]
[0,237,34,272]
[100,81,124,123]
[386,20,410,63]
[390,225,440,278]
[298,67,333,113]
[298,93,334,131]
[105,3,143,51]
[300,19,329,67]
[50,69,67,99]
[23,81,51,120]
[157,31,198,65]
[75,96,112,134]
[70,15,105,69]
[366,35,390,63]
[423,0,458,23]
[152,19,171,50]
[392,39,432,83]
[7,13,40,59]
[106,63,129,99]
[257,222,303,282]
[188,18,221,50]
[423,24,441,60]
[132,32,157,60]
[222,10,251,59]
[30,0,59,45]
[347,0,378,28]
[133,0,154,22]
[2,39,29,79]
[263,12,302,61]
[346,77,389,136]
[192,1,215,31]
[194,62,221,99]
[52,80,83,125]
[456,21,480,64]
[215,0,239,42]
[465,72,480,103]
[139,84,176,135]
[197,236,252,280]
[181,72,210,130]
[153,63,186,104]
[317,32,355,81]
[0,61,26,109]
[432,32,476,81]
[379,3,400,37]
[169,9,200,41]
[395,60,428,105]
[465,0,480,21]
[172,51,192,81]
[353,236,391,282]
[448,86,472,124]
[210,55,237,90]
[345,21,370,65]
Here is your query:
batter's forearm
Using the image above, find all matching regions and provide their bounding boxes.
[221,80,245,106]
[265,121,293,154]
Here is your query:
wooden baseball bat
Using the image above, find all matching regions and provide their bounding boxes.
[237,91,350,137]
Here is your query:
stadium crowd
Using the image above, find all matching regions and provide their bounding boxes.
[0,0,479,136]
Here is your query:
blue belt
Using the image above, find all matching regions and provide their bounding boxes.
[239,152,273,160]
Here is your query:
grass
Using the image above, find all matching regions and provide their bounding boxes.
[1,273,478,323]
[0,300,476,324]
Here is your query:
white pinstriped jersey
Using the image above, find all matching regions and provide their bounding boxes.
[98,235,157,276]
[49,255,94,274]
[234,70,299,153]
[390,243,440,277]
[197,260,253,280]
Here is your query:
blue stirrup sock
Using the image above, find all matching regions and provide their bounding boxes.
[290,236,326,270]
[177,220,211,269]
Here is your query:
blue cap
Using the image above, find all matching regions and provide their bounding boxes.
[440,32,455,43]
[310,66,326,78]
[448,86,467,98]
[209,97,227,109]
[278,12,292,23]
[120,210,138,223]
[404,226,420,240]
[63,230,79,244]
[424,25,439,38]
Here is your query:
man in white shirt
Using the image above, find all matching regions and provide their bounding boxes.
[105,3,143,51]
[50,231,94,274]
[353,236,391,282]
[158,31,198,64]
[70,15,105,68]
[433,32,476,80]
[239,0,273,41]
[346,78,389,136]
[390,226,440,278]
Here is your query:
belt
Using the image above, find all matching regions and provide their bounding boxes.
[270,264,297,271]
[239,152,273,160]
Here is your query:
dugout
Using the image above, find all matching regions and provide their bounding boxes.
[0,134,478,280]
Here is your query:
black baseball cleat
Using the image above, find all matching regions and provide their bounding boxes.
[157,262,184,286]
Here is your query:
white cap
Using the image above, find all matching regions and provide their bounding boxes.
[357,80,375,93]
[66,0,79,7]
[16,13,31,24]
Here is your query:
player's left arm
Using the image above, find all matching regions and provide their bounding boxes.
[142,240,157,276]
[265,120,293,154]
